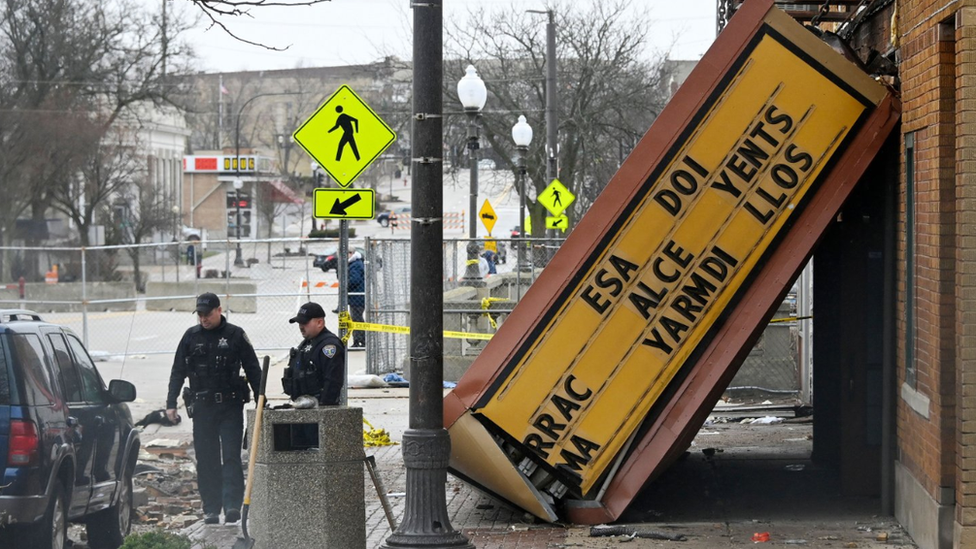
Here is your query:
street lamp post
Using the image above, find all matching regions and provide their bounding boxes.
[528,9,558,241]
[457,64,487,287]
[511,115,533,272]
[381,0,474,547]
[233,91,302,267]
[232,178,244,267]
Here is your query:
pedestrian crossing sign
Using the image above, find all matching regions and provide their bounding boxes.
[538,178,574,216]
[293,85,397,188]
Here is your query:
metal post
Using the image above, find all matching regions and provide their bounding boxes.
[381,0,473,545]
[81,247,89,348]
[233,91,302,267]
[338,219,349,406]
[517,146,530,281]
[462,115,483,287]
[234,187,244,266]
[544,11,557,185]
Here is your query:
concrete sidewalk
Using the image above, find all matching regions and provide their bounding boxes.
[169,393,915,549]
[116,349,916,549]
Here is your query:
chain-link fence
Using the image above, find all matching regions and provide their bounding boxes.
[363,237,562,374]
[0,238,344,356]
[727,299,804,395]
[0,239,804,395]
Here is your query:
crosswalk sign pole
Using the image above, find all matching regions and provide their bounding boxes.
[338,219,348,405]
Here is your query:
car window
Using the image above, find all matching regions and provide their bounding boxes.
[66,335,105,403]
[48,333,84,403]
[8,333,57,406]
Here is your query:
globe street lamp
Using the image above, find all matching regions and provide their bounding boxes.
[233,178,244,267]
[458,64,487,287]
[512,115,533,272]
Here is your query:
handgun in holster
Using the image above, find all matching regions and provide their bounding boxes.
[182,387,196,419]
[282,366,296,397]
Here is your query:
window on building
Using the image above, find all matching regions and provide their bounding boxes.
[905,131,917,388]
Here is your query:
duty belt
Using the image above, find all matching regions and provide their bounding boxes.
[197,390,244,404]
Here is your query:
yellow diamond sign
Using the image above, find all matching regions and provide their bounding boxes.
[293,85,397,188]
[479,199,497,235]
[538,178,575,216]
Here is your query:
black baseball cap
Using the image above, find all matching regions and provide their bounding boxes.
[195,292,220,314]
[289,302,326,324]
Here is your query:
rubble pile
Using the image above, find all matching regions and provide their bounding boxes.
[133,439,203,532]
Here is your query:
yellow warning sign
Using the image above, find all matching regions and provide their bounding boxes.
[293,85,397,188]
[313,188,375,220]
[484,239,498,253]
[538,179,575,216]
[479,199,497,235]
[546,215,568,231]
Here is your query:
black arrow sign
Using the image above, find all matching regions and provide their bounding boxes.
[330,193,362,215]
[552,218,564,226]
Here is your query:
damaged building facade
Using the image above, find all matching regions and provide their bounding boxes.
[717,1,976,548]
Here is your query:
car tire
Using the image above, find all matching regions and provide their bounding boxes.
[379,218,389,227]
[86,467,133,549]
[26,478,67,549]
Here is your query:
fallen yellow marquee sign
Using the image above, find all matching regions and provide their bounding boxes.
[444,0,900,524]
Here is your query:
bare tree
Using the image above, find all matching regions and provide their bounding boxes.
[445,0,673,236]
[49,125,147,249]
[106,174,175,293]
[185,0,331,49]
[0,0,195,280]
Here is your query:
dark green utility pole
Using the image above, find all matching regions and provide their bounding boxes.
[381,0,474,547]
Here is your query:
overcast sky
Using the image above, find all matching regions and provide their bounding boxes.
[165,0,716,73]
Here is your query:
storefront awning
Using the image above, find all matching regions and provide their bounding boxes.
[267,179,303,204]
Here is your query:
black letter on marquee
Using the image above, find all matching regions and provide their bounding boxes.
[642,328,674,354]
[564,375,593,401]
[532,414,566,440]
[524,434,554,459]
[581,285,611,315]
[629,282,666,320]
[654,189,681,217]
[609,255,639,283]
[552,394,582,422]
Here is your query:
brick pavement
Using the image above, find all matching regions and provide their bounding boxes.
[93,381,919,549]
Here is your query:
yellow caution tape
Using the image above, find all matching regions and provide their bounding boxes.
[769,315,813,323]
[338,311,494,341]
[466,259,480,266]
[480,297,509,330]
[363,418,397,447]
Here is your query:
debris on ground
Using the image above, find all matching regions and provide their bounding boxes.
[133,440,205,532]
[589,524,688,541]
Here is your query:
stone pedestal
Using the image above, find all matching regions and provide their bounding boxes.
[246,407,365,549]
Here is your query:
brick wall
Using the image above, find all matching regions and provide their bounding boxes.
[954,6,976,544]
[898,3,958,511]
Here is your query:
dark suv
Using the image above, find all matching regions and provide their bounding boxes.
[0,310,139,549]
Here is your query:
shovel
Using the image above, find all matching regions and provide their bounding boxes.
[234,355,270,549]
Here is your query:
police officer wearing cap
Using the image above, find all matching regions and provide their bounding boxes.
[166,293,261,525]
[283,302,345,406]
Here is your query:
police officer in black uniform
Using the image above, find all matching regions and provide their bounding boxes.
[165,293,261,525]
[283,302,345,406]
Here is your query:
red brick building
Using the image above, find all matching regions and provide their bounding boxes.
[717,1,976,547]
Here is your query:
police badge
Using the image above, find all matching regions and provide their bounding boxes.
[323,344,337,358]
[218,337,229,348]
